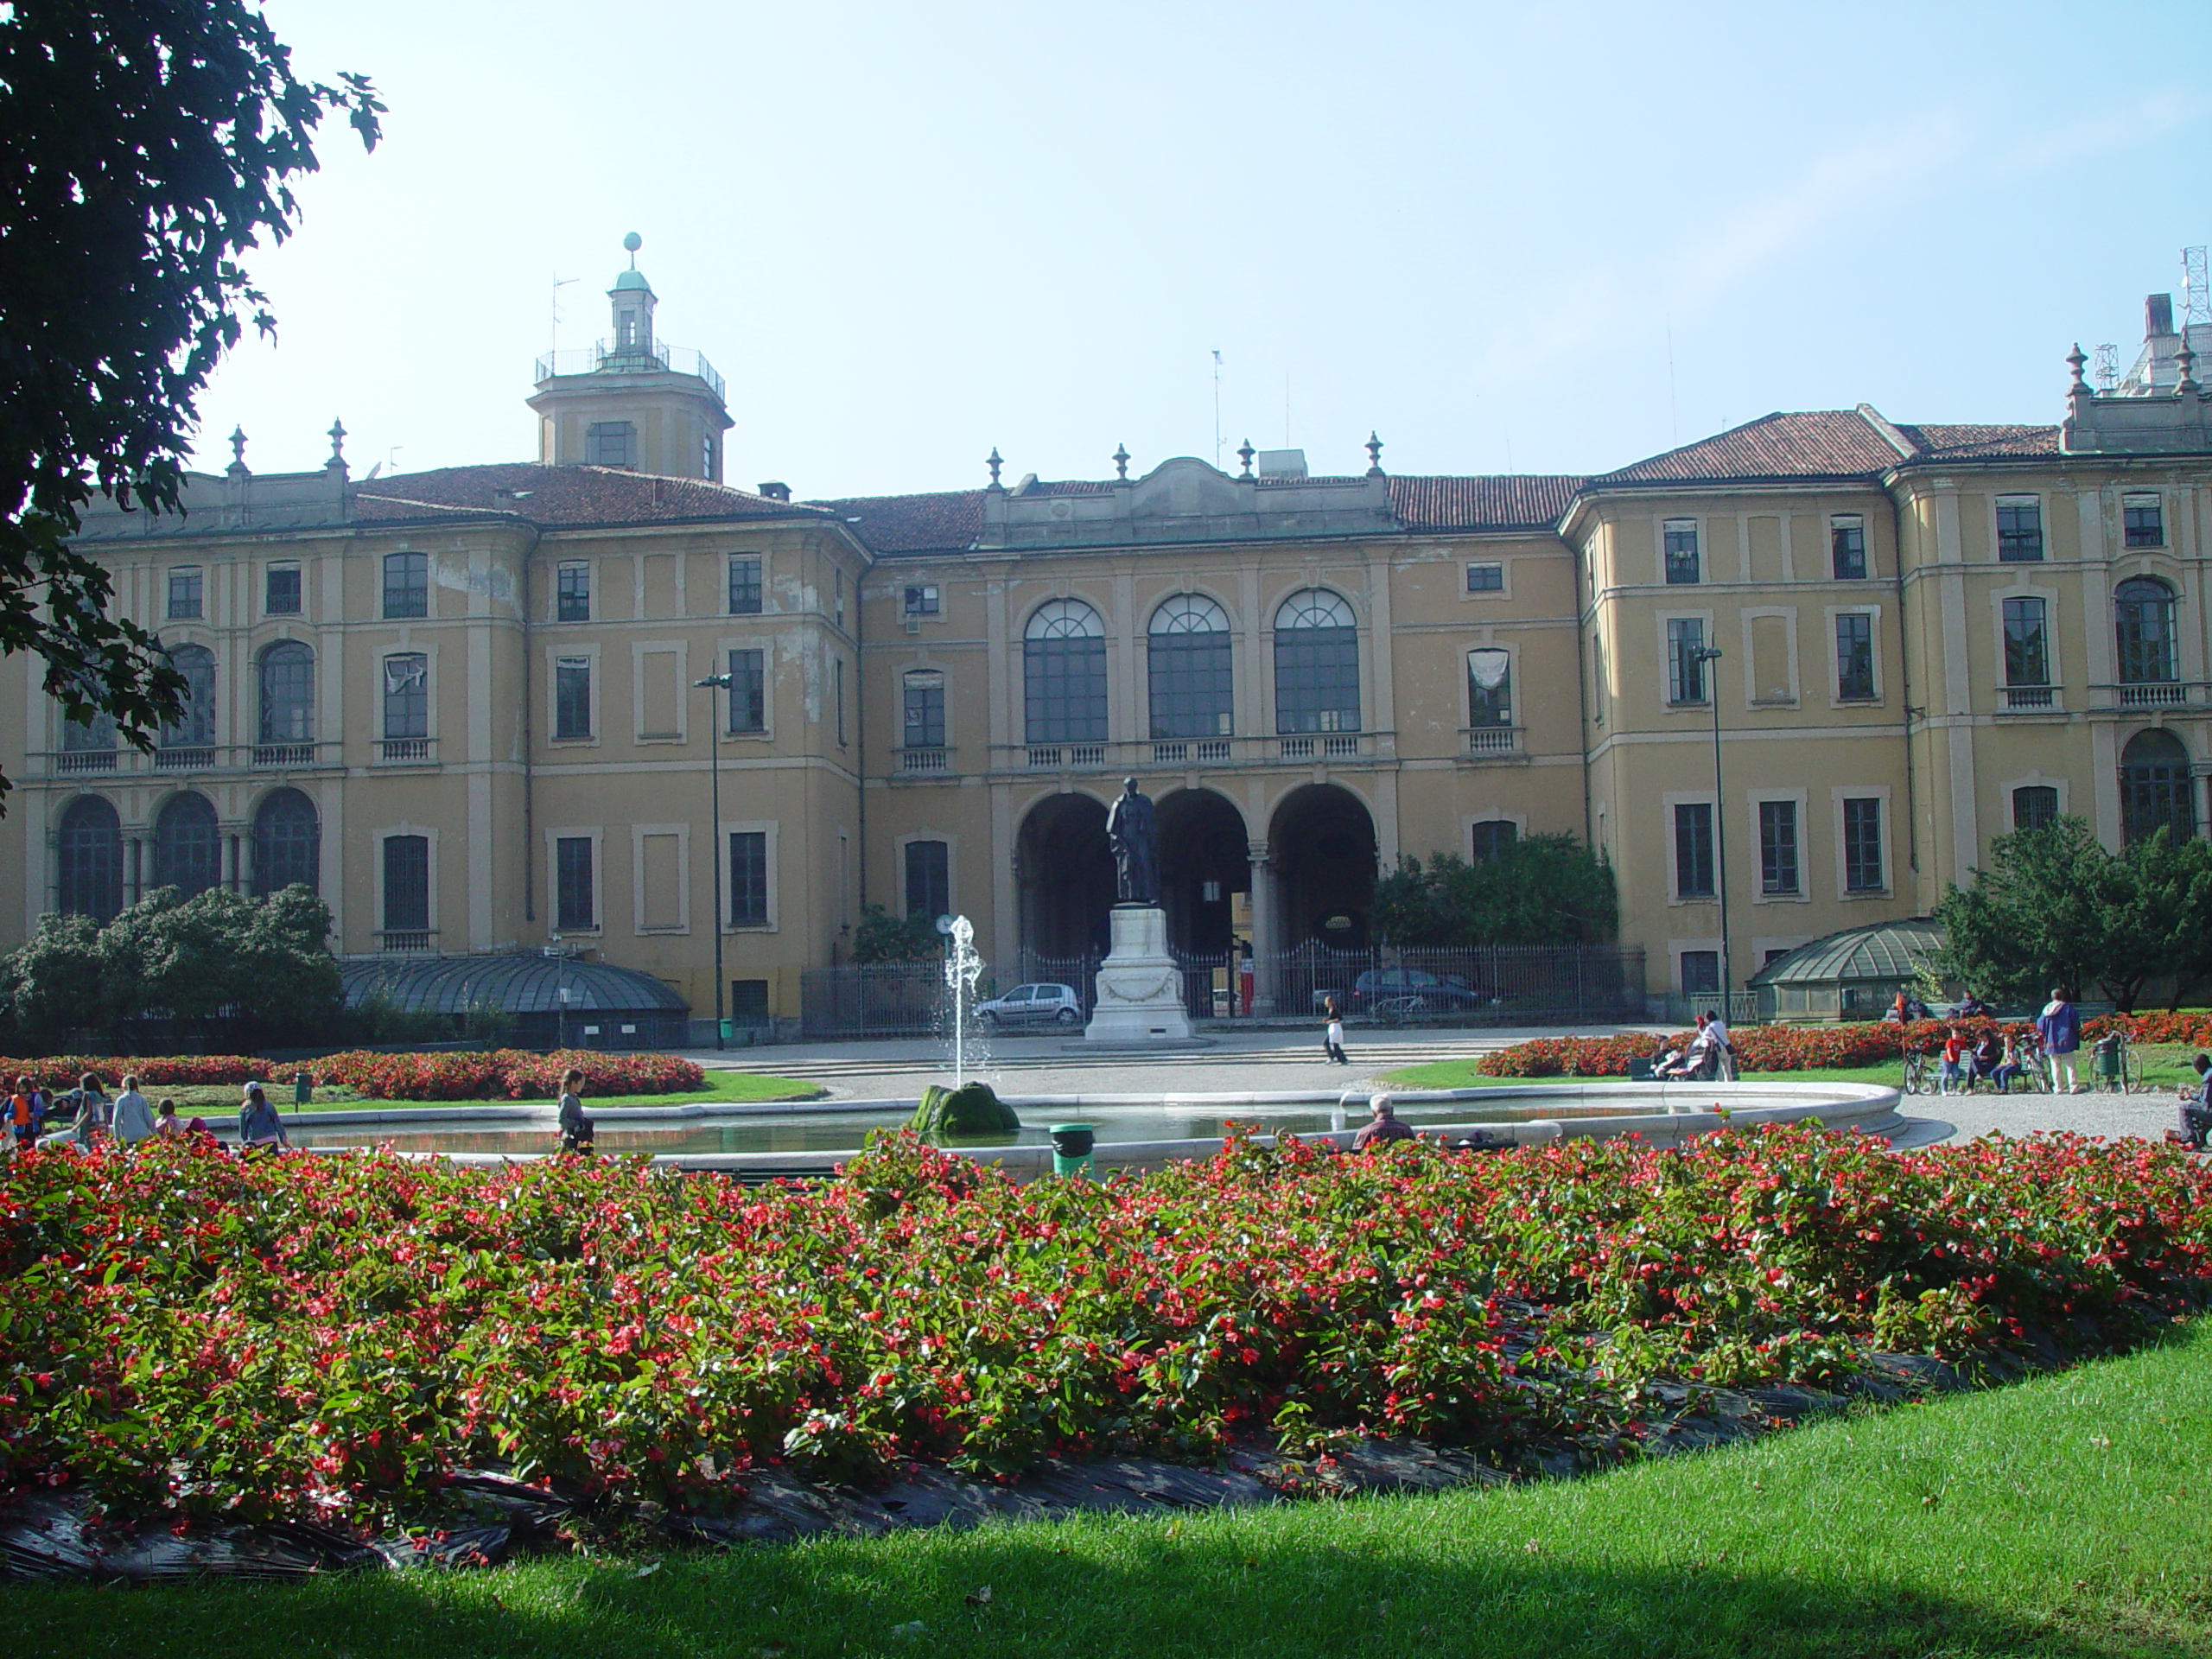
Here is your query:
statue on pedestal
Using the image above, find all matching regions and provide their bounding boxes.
[1106,777,1159,906]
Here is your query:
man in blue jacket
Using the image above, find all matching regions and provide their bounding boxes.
[2037,988,2082,1093]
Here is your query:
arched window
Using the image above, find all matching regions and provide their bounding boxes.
[1273,588,1359,734]
[160,644,216,748]
[251,788,320,897]
[57,796,122,922]
[1023,599,1107,744]
[2116,578,2179,686]
[257,641,315,745]
[1147,594,1233,739]
[2120,728,2196,845]
[151,791,219,898]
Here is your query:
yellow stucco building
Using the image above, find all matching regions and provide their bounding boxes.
[8,260,2210,1031]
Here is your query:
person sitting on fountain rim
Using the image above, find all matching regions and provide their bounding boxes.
[2168,1054,2212,1150]
[1354,1092,1417,1150]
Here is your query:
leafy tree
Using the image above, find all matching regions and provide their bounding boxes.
[1373,836,1618,948]
[1936,817,2212,1012]
[3,883,341,1048]
[849,904,944,963]
[0,3,379,806]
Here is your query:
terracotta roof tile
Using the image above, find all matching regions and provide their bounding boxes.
[1388,474,1584,531]
[353,463,819,530]
[805,490,988,556]
[1890,423,2060,460]
[1597,410,1904,485]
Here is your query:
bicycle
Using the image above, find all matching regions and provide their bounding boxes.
[2092,1030,2145,1094]
[1901,1045,1935,1096]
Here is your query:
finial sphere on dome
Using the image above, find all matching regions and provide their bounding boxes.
[622,232,642,253]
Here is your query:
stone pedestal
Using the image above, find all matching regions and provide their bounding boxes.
[1084,906,1194,1043]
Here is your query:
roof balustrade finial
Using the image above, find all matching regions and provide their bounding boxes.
[226,425,249,477]
[986,447,1004,491]
[1113,442,1130,480]
[1236,438,1255,477]
[327,416,347,467]
[2066,343,2090,397]
[623,230,642,268]
[2177,337,2201,397]
[1365,430,1385,476]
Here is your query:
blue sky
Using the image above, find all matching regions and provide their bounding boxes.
[203,0,2212,496]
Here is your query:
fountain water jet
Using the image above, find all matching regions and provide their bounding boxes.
[944,915,985,1088]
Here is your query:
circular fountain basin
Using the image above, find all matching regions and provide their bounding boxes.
[269,1080,1905,1177]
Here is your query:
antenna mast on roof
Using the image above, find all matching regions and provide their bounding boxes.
[2183,245,2210,327]
[1211,349,1224,467]
[2094,343,2120,391]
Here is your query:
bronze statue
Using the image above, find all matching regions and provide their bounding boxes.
[1106,777,1159,906]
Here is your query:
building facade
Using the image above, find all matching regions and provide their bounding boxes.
[6,261,2210,1026]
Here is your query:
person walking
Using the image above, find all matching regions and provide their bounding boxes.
[2037,988,2083,1093]
[1322,998,1349,1066]
[72,1074,112,1147]
[111,1074,156,1145]
[6,1077,34,1154]
[557,1067,595,1154]
[238,1082,288,1155]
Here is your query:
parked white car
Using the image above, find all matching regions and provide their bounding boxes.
[974,982,1084,1029]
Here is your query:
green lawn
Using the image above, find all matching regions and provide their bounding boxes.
[13,1323,2212,1656]
[137,1069,825,1118]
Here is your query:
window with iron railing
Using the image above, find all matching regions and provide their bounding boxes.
[1996,495,2044,563]
[383,551,428,620]
[2115,577,2178,687]
[2124,493,2165,549]
[1663,519,1700,584]
[1830,516,1867,580]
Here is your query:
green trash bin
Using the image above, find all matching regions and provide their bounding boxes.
[293,1071,313,1106]
[2094,1033,2122,1084]
[1049,1122,1096,1179]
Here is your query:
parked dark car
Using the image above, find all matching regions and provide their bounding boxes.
[1351,968,1491,1015]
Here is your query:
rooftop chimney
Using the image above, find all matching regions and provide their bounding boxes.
[2147,293,2177,338]
[758,480,791,502]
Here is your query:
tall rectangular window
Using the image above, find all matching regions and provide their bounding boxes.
[381,835,429,932]
[1843,798,1884,891]
[727,648,766,732]
[383,551,429,619]
[167,566,203,620]
[1674,802,1715,898]
[556,561,591,621]
[1830,515,1866,580]
[1667,618,1708,703]
[1759,800,1800,894]
[1681,950,1720,995]
[728,555,762,614]
[554,656,592,740]
[265,563,302,615]
[2003,598,2049,685]
[382,652,429,739]
[2124,493,2165,549]
[1466,650,1512,726]
[1834,613,1875,700]
[1996,495,2044,563]
[2012,785,2059,830]
[728,830,768,926]
[835,570,845,628]
[904,840,950,921]
[1662,519,1700,584]
[555,836,595,930]
[833,658,845,745]
[903,671,944,747]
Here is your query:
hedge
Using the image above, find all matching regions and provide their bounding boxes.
[309,1048,705,1102]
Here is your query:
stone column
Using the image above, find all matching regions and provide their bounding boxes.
[125,836,143,905]
[1248,840,1277,1015]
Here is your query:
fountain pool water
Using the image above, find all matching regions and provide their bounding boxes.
[278,1079,1908,1176]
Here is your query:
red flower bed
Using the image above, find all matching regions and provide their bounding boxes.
[2,1125,2206,1531]
[0,1055,276,1090]
[1478,1019,2054,1077]
[2094,1011,2212,1047]
[311,1048,704,1102]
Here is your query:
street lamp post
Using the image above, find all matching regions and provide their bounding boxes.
[696,671,732,1052]
[1689,645,1732,1014]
